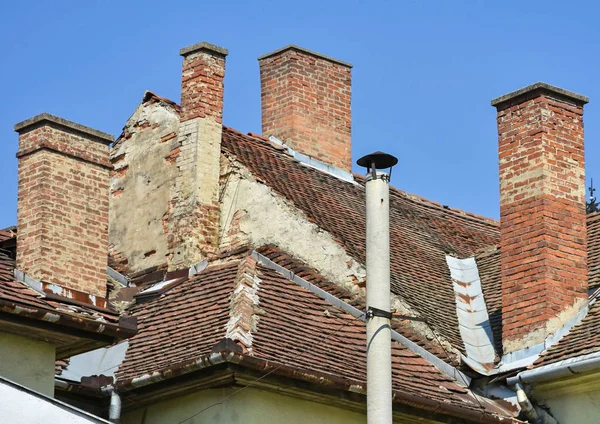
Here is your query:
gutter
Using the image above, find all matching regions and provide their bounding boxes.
[507,350,600,386]
[116,349,510,424]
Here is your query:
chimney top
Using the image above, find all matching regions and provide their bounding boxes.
[258,45,353,68]
[491,82,589,108]
[179,41,228,57]
[14,113,113,144]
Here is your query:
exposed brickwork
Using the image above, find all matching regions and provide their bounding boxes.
[15,117,112,297]
[259,46,352,171]
[167,43,227,270]
[492,84,589,353]
[180,42,227,123]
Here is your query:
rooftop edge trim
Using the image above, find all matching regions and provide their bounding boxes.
[258,44,353,68]
[491,82,589,107]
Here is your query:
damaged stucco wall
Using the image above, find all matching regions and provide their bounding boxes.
[109,99,180,273]
[219,158,365,292]
[218,158,438,344]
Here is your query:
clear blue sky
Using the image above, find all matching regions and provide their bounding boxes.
[1,0,599,228]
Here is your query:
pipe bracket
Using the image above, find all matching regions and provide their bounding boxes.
[366,306,392,320]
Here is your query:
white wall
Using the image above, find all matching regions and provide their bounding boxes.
[0,377,109,423]
[0,332,55,396]
[122,387,367,424]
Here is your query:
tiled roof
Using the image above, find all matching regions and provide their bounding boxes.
[475,214,600,363]
[588,212,600,291]
[533,298,600,368]
[255,245,453,362]
[116,253,516,421]
[0,248,129,347]
[116,262,237,380]
[221,128,500,353]
[476,247,503,355]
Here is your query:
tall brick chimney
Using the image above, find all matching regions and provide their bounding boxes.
[491,82,589,355]
[14,114,112,302]
[259,45,352,172]
[167,42,227,269]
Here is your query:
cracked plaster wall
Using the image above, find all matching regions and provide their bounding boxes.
[109,101,180,273]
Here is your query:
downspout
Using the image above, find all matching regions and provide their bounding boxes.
[108,387,122,424]
[514,382,538,422]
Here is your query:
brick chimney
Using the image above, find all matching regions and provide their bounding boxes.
[491,82,589,355]
[259,45,352,172]
[14,114,112,302]
[167,42,227,269]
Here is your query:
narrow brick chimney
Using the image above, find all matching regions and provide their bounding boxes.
[259,45,352,172]
[491,82,589,355]
[167,42,227,269]
[14,114,112,302]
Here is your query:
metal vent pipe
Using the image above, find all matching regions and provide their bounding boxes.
[357,151,397,424]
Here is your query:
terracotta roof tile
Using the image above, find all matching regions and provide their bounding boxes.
[533,298,600,367]
[221,128,499,353]
[588,212,600,291]
[255,245,453,362]
[116,262,238,381]
[116,253,515,421]
[476,213,600,362]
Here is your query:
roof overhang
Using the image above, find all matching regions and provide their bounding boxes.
[0,297,136,358]
[112,348,514,424]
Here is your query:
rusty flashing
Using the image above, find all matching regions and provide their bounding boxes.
[258,44,353,68]
[14,113,114,144]
[491,82,589,108]
[0,296,136,341]
[179,41,228,57]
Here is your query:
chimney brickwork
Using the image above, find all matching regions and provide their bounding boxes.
[259,45,352,172]
[14,114,112,298]
[167,42,227,269]
[492,83,589,354]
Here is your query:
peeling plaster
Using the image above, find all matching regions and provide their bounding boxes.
[219,160,365,292]
[109,101,180,273]
[218,159,438,346]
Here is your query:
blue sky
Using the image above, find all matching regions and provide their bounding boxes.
[1,0,598,228]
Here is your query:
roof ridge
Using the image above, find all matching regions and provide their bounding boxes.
[225,255,262,353]
[345,176,499,229]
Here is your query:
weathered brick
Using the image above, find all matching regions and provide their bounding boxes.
[14,114,112,298]
[492,83,589,354]
[259,46,352,172]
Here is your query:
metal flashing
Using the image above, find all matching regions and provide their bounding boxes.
[189,259,208,277]
[107,267,129,288]
[268,136,356,184]
[252,251,472,387]
[446,256,496,367]
[13,269,45,296]
[499,303,590,369]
